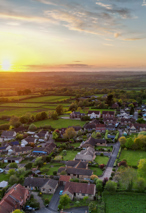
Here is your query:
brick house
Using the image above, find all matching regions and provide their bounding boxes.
[63,182,96,200]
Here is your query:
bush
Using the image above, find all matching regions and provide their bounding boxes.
[53,171,57,175]
[100,153,104,156]
[44,198,50,205]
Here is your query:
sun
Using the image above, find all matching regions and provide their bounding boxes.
[1,59,12,71]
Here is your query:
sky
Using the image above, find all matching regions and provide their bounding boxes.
[0,0,146,72]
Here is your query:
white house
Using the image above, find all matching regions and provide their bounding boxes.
[87,111,101,119]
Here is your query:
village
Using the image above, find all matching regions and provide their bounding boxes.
[0,93,146,213]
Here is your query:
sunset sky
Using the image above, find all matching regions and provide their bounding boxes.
[0,0,146,72]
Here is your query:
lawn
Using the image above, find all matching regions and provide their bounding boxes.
[89,166,103,176]
[56,150,78,161]
[96,146,113,152]
[94,156,109,165]
[41,162,64,175]
[34,118,86,128]
[0,173,9,182]
[21,96,73,103]
[103,192,146,213]
[42,194,53,204]
[119,150,146,167]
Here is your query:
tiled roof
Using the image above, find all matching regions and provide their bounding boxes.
[59,175,71,182]
[63,182,95,195]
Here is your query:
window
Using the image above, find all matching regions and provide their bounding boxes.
[82,193,85,196]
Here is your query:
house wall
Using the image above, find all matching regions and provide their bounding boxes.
[75,193,94,200]
[41,182,58,194]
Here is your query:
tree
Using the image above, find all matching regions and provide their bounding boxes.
[88,202,97,212]
[59,194,71,208]
[105,180,117,192]
[52,130,59,139]
[9,175,19,185]
[51,111,58,120]
[136,177,145,192]
[9,116,20,128]
[34,157,43,167]
[96,179,103,194]
[12,210,24,213]
[138,159,146,177]
[25,162,32,169]
[119,136,126,148]
[137,118,146,124]
[8,169,15,177]
[9,162,18,168]
[28,123,37,131]
[63,127,76,140]
[56,105,64,115]
[125,137,134,149]
[106,94,114,106]
[90,175,98,180]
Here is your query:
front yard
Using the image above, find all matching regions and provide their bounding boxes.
[119,150,146,167]
[89,166,103,176]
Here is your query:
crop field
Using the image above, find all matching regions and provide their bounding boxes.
[119,150,146,167]
[21,96,73,103]
[0,103,45,107]
[34,118,86,128]
[104,193,146,213]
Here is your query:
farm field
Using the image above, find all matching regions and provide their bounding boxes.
[21,96,73,103]
[0,120,8,125]
[33,118,86,128]
[56,150,78,161]
[94,156,109,165]
[0,107,45,117]
[104,193,146,213]
[0,103,45,107]
[89,166,103,176]
[119,150,146,167]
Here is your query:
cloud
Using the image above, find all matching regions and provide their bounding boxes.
[123,37,146,41]
[142,0,146,6]
[96,2,112,10]
[114,32,121,38]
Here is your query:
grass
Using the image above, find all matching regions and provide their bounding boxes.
[119,150,146,167]
[0,120,8,125]
[55,142,81,148]
[42,194,53,204]
[94,156,109,165]
[103,192,146,213]
[21,96,73,103]
[89,166,103,176]
[95,146,113,152]
[34,118,86,128]
[0,173,9,182]
[41,163,64,175]
[57,150,78,161]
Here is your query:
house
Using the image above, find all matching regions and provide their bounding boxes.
[59,175,71,186]
[68,126,82,132]
[13,146,32,155]
[130,123,146,133]
[58,167,93,180]
[35,130,49,141]
[65,161,88,169]
[96,124,106,132]
[4,157,22,164]
[88,111,101,119]
[32,142,56,155]
[70,111,85,119]
[62,182,96,200]
[24,177,58,194]
[0,181,8,188]
[84,123,96,131]
[102,111,115,118]
[111,103,119,109]
[75,147,95,162]
[106,124,116,131]
[14,126,27,133]
[1,131,16,141]
[10,141,19,146]
[21,136,37,147]
[0,184,30,213]
[120,118,135,125]
[0,146,7,153]
[103,118,117,125]
[81,137,107,148]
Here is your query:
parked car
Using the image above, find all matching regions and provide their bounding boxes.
[0,168,4,173]
[59,190,63,195]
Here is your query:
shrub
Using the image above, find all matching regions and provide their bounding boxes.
[44,198,50,205]
[53,171,57,175]
[100,153,104,156]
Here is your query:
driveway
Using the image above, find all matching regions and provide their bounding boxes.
[31,191,45,209]
[49,185,64,211]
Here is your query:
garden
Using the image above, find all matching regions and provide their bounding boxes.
[94,156,109,165]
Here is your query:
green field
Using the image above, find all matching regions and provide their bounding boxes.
[0,120,8,125]
[0,103,45,107]
[34,118,86,128]
[89,166,103,176]
[104,193,146,213]
[88,108,115,113]
[21,96,72,103]
[94,156,109,165]
[56,150,78,161]
[119,150,146,167]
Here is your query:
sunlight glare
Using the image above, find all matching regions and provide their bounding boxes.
[1,59,12,71]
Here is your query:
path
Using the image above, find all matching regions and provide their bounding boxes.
[99,142,120,180]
